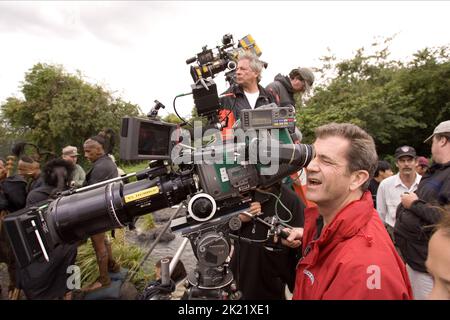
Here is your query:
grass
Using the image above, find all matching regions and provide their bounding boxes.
[75,229,154,291]
[121,161,149,174]
[137,214,155,231]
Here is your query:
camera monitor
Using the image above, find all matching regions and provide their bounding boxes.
[120,117,177,161]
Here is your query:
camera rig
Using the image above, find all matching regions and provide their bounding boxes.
[4,33,314,300]
[186,34,267,85]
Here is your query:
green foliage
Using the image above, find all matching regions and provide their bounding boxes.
[137,214,156,231]
[189,107,208,126]
[120,161,149,174]
[1,63,140,156]
[162,113,184,124]
[298,39,450,158]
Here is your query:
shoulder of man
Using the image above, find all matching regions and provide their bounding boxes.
[257,85,275,103]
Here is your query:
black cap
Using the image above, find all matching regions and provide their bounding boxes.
[394,145,416,159]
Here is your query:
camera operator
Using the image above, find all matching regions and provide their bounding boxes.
[218,52,275,138]
[230,182,305,300]
[18,159,78,300]
[266,67,315,108]
[83,134,121,291]
[283,123,412,299]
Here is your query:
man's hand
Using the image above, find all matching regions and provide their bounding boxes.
[239,202,262,222]
[280,227,304,248]
[401,192,419,209]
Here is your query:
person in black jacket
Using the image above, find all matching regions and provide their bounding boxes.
[83,134,120,290]
[395,120,450,299]
[17,156,44,192]
[218,52,275,138]
[0,158,27,297]
[230,183,305,299]
[19,158,78,300]
[265,67,315,108]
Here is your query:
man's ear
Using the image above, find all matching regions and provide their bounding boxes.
[349,170,370,191]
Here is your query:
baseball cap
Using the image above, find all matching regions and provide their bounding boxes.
[394,145,417,159]
[424,120,450,143]
[62,146,79,157]
[417,156,429,167]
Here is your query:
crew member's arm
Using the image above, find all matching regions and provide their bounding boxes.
[239,201,262,223]
[280,227,303,249]
[401,181,450,225]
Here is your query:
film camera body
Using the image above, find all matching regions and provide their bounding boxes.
[4,34,314,300]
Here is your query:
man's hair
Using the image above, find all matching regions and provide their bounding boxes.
[435,205,450,237]
[289,69,301,80]
[20,155,37,164]
[435,132,450,142]
[42,158,74,189]
[238,51,264,82]
[314,123,378,191]
[86,130,116,155]
[155,256,187,283]
[374,160,392,177]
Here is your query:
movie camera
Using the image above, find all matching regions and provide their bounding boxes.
[4,34,314,300]
[186,34,267,84]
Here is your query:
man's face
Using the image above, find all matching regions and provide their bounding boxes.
[291,77,306,93]
[395,156,417,176]
[235,58,258,89]
[0,160,7,180]
[62,154,77,165]
[431,135,448,164]
[84,142,102,163]
[379,169,394,180]
[17,160,40,179]
[426,229,450,300]
[305,136,354,207]
[416,164,428,176]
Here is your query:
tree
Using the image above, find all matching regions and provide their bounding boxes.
[1,63,140,157]
[162,113,184,124]
[297,40,450,158]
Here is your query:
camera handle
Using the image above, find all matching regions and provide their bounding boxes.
[240,211,290,239]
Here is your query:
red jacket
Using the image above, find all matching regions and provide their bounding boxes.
[293,192,413,300]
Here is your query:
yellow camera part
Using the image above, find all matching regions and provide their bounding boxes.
[124,186,160,203]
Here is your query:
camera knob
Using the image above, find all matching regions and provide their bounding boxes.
[188,193,217,222]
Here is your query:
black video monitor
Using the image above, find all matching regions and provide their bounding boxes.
[120,117,177,161]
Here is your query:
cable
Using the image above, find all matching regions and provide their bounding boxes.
[173,93,193,127]
[256,189,293,225]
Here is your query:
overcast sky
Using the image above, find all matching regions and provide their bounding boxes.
[0,1,449,118]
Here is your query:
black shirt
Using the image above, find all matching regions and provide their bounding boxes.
[230,184,305,300]
[368,179,380,209]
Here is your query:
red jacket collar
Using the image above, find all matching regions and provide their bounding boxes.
[302,191,375,264]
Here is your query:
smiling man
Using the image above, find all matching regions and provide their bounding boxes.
[283,123,412,299]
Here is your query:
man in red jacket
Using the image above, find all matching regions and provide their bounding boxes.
[283,123,412,299]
